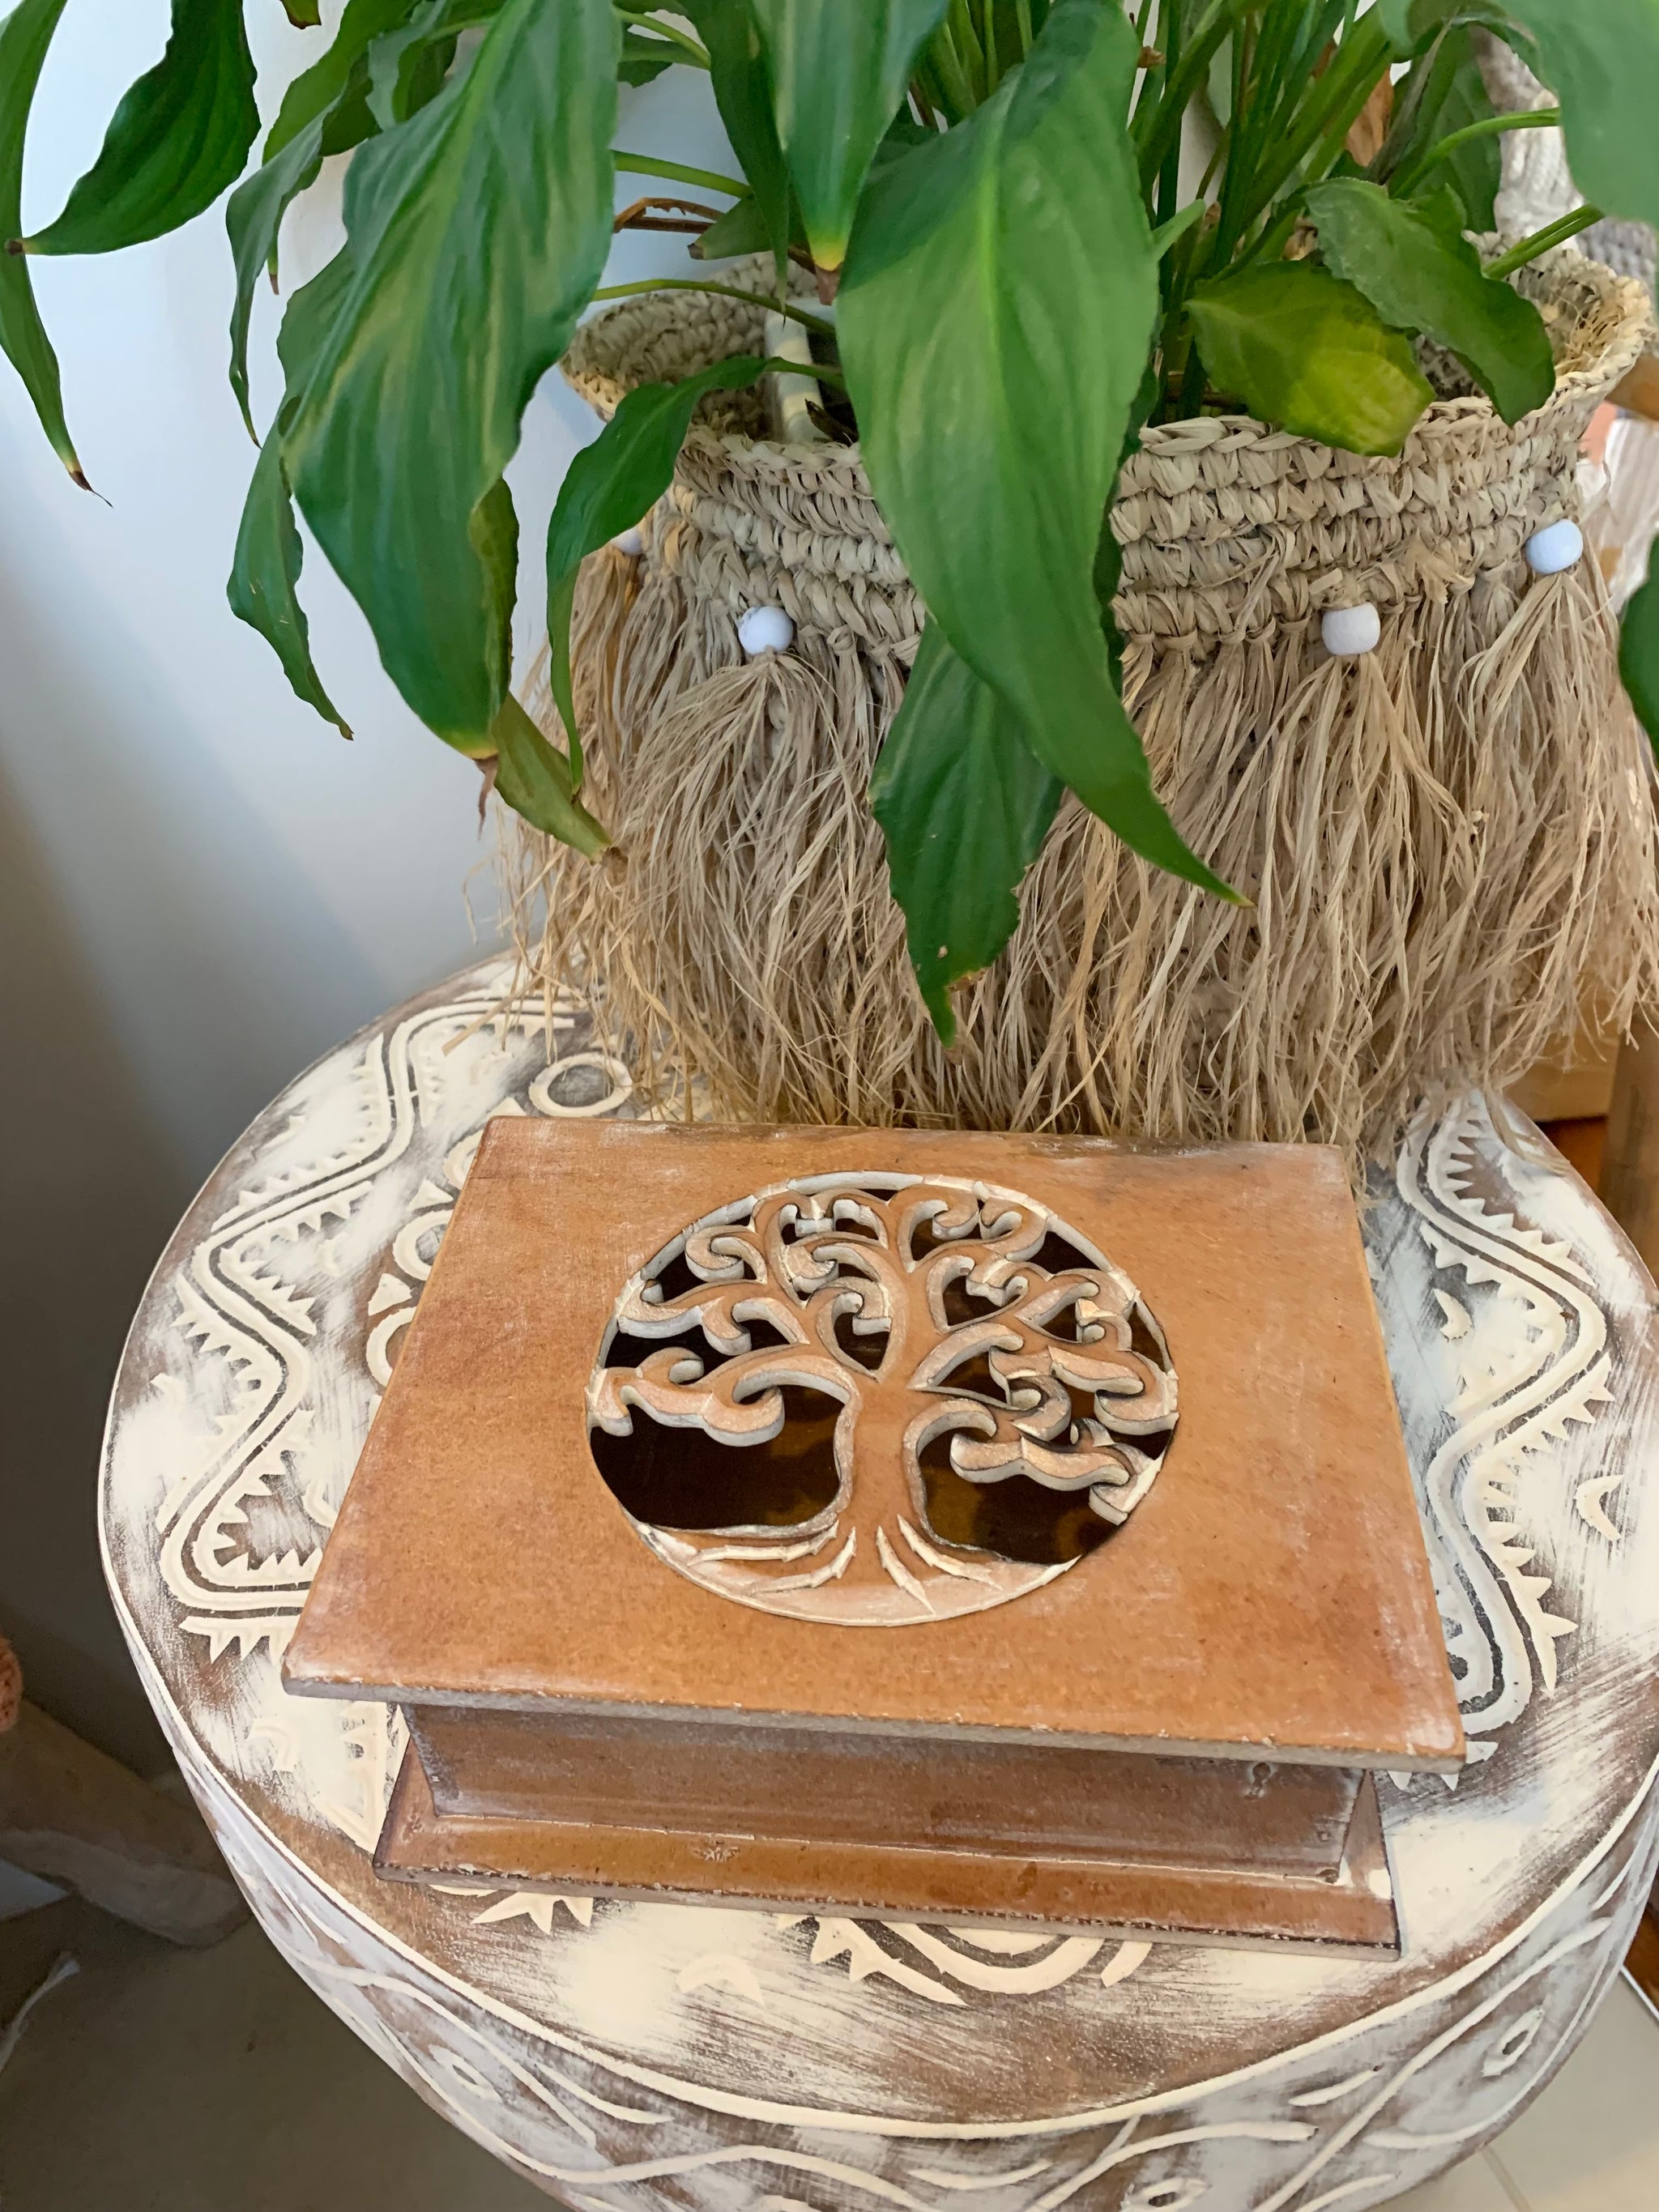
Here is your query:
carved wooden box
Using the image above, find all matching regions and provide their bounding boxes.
[283,1123,1465,1953]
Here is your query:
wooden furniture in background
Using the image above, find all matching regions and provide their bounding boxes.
[0,1630,243,1946]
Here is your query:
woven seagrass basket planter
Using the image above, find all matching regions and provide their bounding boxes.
[509,250,1659,1159]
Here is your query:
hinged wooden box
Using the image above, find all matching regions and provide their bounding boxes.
[284,1122,1463,1954]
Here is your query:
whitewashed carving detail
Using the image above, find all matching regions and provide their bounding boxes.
[1393,1099,1618,1747]
[591,1177,1176,1624]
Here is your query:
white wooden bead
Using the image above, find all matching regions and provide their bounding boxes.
[738,604,794,656]
[1321,603,1380,658]
[610,526,644,557]
[1525,518,1584,575]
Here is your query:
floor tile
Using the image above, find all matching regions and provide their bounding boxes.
[1482,1977,1659,2212]
[1390,2152,1519,2211]
[0,1903,548,2210]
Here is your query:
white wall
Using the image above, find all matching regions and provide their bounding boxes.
[0,2,731,1766]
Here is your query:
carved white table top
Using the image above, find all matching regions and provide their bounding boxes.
[100,961,1659,2210]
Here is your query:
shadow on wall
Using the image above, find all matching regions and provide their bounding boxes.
[0,537,485,1774]
[0,749,179,1773]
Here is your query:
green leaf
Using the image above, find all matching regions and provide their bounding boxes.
[275,241,356,399]
[688,194,770,260]
[23,0,258,257]
[1305,178,1553,425]
[544,352,795,774]
[840,0,1231,906]
[1620,543,1659,759]
[1391,23,1501,230]
[620,28,677,83]
[0,0,83,484]
[680,2,792,286]
[871,622,1062,1039]
[1149,198,1205,259]
[365,0,494,130]
[751,0,948,272]
[491,693,611,855]
[227,250,355,733]
[265,0,416,164]
[1188,261,1435,456]
[228,433,352,739]
[226,74,377,437]
[285,0,618,750]
[1505,2,1659,231]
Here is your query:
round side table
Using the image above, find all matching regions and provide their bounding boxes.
[100,961,1659,2211]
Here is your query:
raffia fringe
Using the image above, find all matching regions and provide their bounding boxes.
[503,253,1659,1162]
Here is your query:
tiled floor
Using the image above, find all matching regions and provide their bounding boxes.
[1,1900,1657,2211]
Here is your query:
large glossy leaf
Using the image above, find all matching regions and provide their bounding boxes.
[1306,179,1553,424]
[544,352,781,774]
[0,0,83,481]
[23,0,258,257]
[1620,544,1659,760]
[1188,261,1435,456]
[226,73,377,435]
[751,0,947,272]
[680,2,791,285]
[228,251,354,735]
[840,0,1230,904]
[1505,3,1659,230]
[492,694,610,855]
[365,0,497,130]
[284,0,618,751]
[265,0,416,163]
[229,434,352,737]
[871,623,1061,1038]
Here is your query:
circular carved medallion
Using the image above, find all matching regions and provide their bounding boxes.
[586,1174,1178,1625]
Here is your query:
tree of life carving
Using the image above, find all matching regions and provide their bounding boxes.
[587,1175,1178,1625]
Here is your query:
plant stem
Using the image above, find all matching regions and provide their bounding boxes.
[613,151,747,197]
[1484,202,1602,278]
[1392,106,1560,200]
[1137,0,1235,194]
[979,0,1001,92]
[591,278,838,337]
[923,23,976,121]
[615,11,709,66]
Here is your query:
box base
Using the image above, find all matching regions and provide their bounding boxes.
[374,1746,1401,1957]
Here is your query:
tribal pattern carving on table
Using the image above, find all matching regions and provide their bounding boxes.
[100,963,1659,2210]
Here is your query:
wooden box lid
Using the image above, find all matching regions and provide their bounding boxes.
[284,1122,1463,1775]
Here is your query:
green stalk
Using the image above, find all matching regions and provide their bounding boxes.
[979,0,1001,92]
[1392,107,1560,201]
[1137,0,1236,194]
[1236,15,1389,235]
[615,10,709,66]
[923,21,976,121]
[1154,0,1185,228]
[591,277,837,335]
[945,0,987,104]
[1484,203,1602,279]
[613,151,747,196]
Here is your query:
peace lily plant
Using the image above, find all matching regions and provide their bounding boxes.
[5,0,1659,1036]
